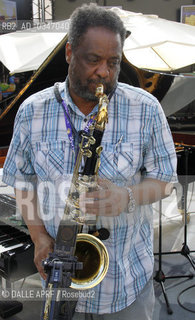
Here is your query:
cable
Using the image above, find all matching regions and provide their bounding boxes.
[177,284,195,313]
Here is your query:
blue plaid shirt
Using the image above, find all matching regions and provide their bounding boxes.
[3,79,177,314]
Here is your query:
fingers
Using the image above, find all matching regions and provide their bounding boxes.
[79,178,129,217]
[34,234,54,280]
[80,188,110,201]
[97,177,112,189]
[83,200,118,216]
[34,248,49,280]
[79,187,125,217]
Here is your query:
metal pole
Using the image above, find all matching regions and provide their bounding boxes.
[41,0,45,22]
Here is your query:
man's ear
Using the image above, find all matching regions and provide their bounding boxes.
[65,42,72,64]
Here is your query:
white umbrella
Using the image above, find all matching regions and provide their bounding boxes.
[111,7,195,72]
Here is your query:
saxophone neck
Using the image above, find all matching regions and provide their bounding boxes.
[95,84,109,131]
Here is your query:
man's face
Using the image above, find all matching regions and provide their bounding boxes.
[66,27,122,101]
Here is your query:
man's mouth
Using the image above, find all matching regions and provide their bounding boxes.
[88,79,107,86]
[87,79,108,92]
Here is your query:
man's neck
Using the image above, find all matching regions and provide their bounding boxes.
[69,87,97,116]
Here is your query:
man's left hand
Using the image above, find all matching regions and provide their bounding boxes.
[79,178,129,217]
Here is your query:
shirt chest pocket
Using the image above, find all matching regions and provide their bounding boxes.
[99,142,138,182]
[33,141,67,181]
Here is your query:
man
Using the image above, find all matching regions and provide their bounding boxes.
[2,4,177,319]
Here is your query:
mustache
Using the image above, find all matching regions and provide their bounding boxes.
[87,79,116,96]
[87,78,108,87]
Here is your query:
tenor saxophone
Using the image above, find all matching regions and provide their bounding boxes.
[55,84,110,290]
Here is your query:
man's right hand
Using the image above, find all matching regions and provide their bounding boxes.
[33,232,55,280]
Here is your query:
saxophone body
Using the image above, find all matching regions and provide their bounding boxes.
[55,84,110,289]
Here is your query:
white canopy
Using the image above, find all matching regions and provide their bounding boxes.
[0,30,66,74]
[0,8,195,74]
[111,8,195,72]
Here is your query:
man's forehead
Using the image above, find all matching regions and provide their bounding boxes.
[82,26,120,39]
[77,27,122,51]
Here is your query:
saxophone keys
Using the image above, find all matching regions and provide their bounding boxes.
[89,228,110,240]
[84,149,93,158]
[96,146,103,156]
[88,136,96,145]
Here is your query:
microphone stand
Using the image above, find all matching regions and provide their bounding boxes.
[178,146,195,267]
[154,146,195,315]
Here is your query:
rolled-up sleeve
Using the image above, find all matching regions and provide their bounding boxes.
[143,102,177,183]
[2,104,37,191]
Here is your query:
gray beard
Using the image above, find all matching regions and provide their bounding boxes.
[70,77,118,102]
[72,81,99,102]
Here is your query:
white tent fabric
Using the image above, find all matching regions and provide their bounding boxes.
[0,31,66,74]
[0,8,195,74]
[111,8,195,72]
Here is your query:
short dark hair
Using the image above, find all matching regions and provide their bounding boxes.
[68,3,127,51]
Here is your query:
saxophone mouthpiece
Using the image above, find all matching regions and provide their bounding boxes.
[95,84,104,98]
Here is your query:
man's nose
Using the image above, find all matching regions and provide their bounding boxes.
[96,61,109,78]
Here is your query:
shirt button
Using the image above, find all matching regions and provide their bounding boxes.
[84,118,87,122]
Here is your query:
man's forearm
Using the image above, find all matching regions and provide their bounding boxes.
[14,188,48,243]
[15,188,54,279]
[131,178,173,206]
